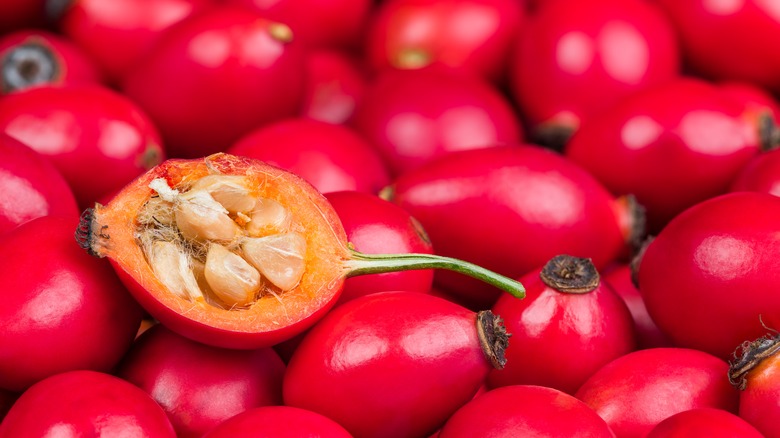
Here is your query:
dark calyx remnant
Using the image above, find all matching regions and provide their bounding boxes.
[74,208,108,258]
[728,330,780,390]
[540,254,599,294]
[1,42,59,94]
[477,310,510,370]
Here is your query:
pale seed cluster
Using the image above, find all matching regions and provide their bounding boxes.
[136,174,307,309]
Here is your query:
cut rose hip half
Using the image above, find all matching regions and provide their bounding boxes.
[76,153,525,349]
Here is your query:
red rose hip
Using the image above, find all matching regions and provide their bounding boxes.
[0,216,143,392]
[575,348,739,438]
[565,78,774,232]
[488,255,636,394]
[0,84,165,208]
[386,145,640,307]
[121,6,306,157]
[0,370,175,437]
[283,291,509,438]
[636,192,780,359]
[118,324,286,437]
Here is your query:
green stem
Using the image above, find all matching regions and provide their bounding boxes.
[345,249,525,299]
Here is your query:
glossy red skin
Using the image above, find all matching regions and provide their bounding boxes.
[439,385,615,437]
[228,118,390,194]
[0,84,165,208]
[301,49,368,125]
[365,0,525,82]
[646,408,763,438]
[657,0,780,92]
[56,0,214,83]
[225,0,371,50]
[637,192,780,359]
[0,370,175,437]
[0,216,143,392]
[121,7,306,158]
[0,1,46,32]
[601,264,671,350]
[0,133,78,234]
[510,0,679,141]
[730,147,780,197]
[488,264,636,394]
[0,30,102,95]
[204,406,353,438]
[575,348,739,438]
[284,291,493,438]
[326,191,434,305]
[389,145,629,307]
[117,324,285,438]
[565,78,764,233]
[352,68,523,176]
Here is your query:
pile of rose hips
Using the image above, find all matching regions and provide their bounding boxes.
[1,0,780,436]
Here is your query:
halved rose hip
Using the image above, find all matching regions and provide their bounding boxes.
[76,153,524,349]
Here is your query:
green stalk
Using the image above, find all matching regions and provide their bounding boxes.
[344,249,525,299]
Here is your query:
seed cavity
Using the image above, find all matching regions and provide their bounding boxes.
[138,175,306,310]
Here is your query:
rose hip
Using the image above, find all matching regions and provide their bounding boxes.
[636,192,780,359]
[510,0,679,147]
[0,216,143,392]
[118,324,286,437]
[0,30,102,95]
[0,84,165,208]
[0,370,176,437]
[53,0,214,84]
[0,133,78,234]
[326,190,434,305]
[283,291,509,438]
[564,78,773,233]
[227,118,390,195]
[488,255,636,394]
[203,406,352,438]
[657,0,780,93]
[386,145,640,307]
[121,6,306,157]
[575,348,739,438]
[364,0,525,82]
[438,385,615,437]
[352,68,523,176]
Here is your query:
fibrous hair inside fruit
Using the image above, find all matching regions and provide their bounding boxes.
[135,173,306,310]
